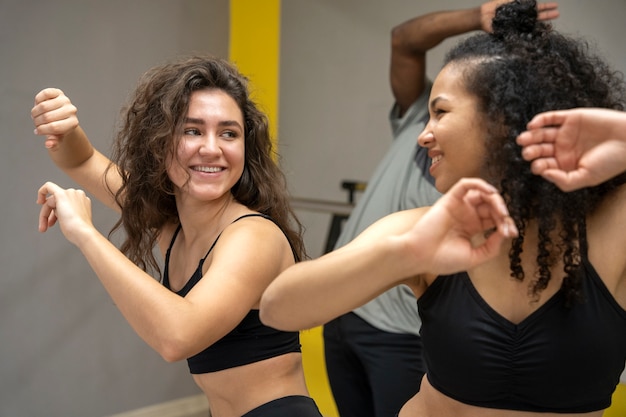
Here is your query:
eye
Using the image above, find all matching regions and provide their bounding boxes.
[184,127,202,136]
[433,108,447,117]
[221,130,240,140]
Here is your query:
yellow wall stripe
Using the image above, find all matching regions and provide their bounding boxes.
[604,383,626,417]
[229,0,281,145]
[228,2,338,416]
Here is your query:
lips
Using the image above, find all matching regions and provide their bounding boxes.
[428,153,442,176]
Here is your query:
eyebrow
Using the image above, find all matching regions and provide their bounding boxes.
[183,117,243,129]
[429,96,447,111]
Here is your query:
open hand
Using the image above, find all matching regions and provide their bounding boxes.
[517,108,626,191]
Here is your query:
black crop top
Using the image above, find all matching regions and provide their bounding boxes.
[418,255,626,413]
[163,214,301,374]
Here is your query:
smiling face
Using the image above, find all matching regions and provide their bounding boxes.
[418,63,488,193]
[166,89,245,204]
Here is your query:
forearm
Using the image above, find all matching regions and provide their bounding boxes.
[260,235,422,331]
[390,7,482,111]
[47,126,94,170]
[49,126,121,211]
[75,229,188,359]
[391,7,481,55]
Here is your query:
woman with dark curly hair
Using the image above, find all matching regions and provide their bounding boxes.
[260,1,626,416]
[31,56,322,417]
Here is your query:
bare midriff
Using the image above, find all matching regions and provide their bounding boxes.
[192,352,310,417]
[399,376,603,417]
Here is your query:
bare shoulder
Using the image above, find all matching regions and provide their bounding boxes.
[213,214,293,264]
[221,213,286,240]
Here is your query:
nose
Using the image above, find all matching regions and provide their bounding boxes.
[418,123,434,148]
[199,134,221,155]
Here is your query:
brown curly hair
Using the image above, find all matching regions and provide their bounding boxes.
[105,55,305,277]
[442,0,626,304]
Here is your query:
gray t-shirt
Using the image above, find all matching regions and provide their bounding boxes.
[333,84,441,335]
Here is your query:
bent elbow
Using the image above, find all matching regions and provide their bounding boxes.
[259,292,289,331]
[156,337,191,363]
[160,348,186,363]
[259,295,278,328]
[391,26,405,52]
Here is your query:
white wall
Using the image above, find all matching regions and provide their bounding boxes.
[0,1,228,416]
[279,0,626,258]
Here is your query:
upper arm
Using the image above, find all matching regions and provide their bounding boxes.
[390,32,427,115]
[177,218,293,354]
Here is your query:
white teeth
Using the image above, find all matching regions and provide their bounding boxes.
[194,166,222,173]
[431,155,442,165]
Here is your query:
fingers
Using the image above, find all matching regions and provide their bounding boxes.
[449,178,518,238]
[536,2,559,21]
[38,197,58,233]
[37,181,63,202]
[517,127,558,145]
[528,156,559,175]
[447,177,498,200]
[33,88,64,106]
[32,88,66,119]
[36,181,94,244]
[44,136,61,149]
[37,182,62,233]
[525,110,566,130]
[448,178,503,214]
[516,127,559,162]
[520,142,556,162]
[31,88,78,142]
[472,188,518,239]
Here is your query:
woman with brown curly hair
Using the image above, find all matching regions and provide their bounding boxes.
[31,56,321,417]
[260,1,626,416]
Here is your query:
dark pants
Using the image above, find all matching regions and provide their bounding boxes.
[241,395,322,417]
[323,312,426,417]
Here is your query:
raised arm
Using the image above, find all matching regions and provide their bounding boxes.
[390,1,558,114]
[517,108,626,191]
[260,178,518,331]
[38,181,295,361]
[390,5,481,113]
[31,88,122,212]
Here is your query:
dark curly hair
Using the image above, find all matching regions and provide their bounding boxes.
[104,55,305,277]
[443,0,626,304]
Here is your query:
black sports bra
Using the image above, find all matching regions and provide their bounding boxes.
[163,214,301,374]
[418,255,626,413]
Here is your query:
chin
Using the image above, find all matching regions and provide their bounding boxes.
[434,178,450,194]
